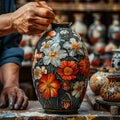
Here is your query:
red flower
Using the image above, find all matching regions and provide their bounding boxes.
[57,61,78,81]
[79,57,90,77]
[46,31,56,39]
[38,74,60,99]
[62,101,70,109]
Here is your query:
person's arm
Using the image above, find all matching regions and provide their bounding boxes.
[0,1,55,37]
[0,13,15,36]
[0,63,28,110]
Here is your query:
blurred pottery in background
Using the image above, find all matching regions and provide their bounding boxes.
[32,22,90,114]
[108,14,120,47]
[71,13,87,40]
[88,13,106,45]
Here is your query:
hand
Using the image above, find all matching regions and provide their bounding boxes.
[0,86,28,110]
[0,63,28,110]
[11,1,55,35]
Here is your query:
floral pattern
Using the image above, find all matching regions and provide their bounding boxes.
[57,60,79,81]
[32,23,90,113]
[38,73,60,99]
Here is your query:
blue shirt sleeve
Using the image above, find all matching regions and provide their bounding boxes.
[0,0,24,66]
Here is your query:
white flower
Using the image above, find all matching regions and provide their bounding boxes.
[33,66,47,80]
[72,81,84,98]
[40,41,53,53]
[63,38,83,56]
[43,43,67,67]
[60,30,69,35]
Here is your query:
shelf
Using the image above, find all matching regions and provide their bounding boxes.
[48,2,120,12]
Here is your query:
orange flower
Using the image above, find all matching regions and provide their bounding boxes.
[62,101,70,109]
[79,57,90,77]
[38,74,60,99]
[57,61,78,81]
[46,31,56,39]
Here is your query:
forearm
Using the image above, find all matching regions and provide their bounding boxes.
[0,63,19,88]
[0,13,16,37]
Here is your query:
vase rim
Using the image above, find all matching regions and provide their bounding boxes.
[52,22,72,26]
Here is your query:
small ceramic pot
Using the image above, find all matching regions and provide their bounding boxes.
[89,69,109,95]
[32,22,90,114]
[100,72,120,102]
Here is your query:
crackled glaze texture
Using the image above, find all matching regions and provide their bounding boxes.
[32,23,90,114]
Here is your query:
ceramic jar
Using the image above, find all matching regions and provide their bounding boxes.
[111,49,120,71]
[100,72,120,102]
[89,69,109,95]
[32,23,90,114]
[88,13,106,45]
[71,13,87,40]
[108,14,120,46]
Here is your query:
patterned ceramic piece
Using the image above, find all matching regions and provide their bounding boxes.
[71,13,87,40]
[111,49,120,71]
[32,23,90,114]
[108,15,120,46]
[89,70,109,95]
[100,72,120,102]
[88,14,106,45]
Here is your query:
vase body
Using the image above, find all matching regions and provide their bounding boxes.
[32,23,90,114]
[100,72,120,102]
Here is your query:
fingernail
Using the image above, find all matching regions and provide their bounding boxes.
[14,104,19,110]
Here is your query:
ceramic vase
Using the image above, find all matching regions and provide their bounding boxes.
[100,72,120,102]
[89,69,109,95]
[88,13,106,45]
[71,13,87,41]
[108,14,120,46]
[32,23,90,114]
[111,49,120,71]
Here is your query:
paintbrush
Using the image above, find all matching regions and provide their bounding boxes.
[34,0,61,23]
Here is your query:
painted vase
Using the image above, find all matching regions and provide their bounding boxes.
[89,69,109,95]
[111,49,120,71]
[71,13,87,41]
[108,14,120,46]
[32,23,90,114]
[100,72,120,102]
[88,13,106,45]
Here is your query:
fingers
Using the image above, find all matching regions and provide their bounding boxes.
[12,2,55,35]
[35,7,55,19]
[0,87,29,110]
[0,91,8,108]
[8,92,17,109]
[14,89,28,110]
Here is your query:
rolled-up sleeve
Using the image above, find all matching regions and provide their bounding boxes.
[0,47,24,66]
[0,32,24,67]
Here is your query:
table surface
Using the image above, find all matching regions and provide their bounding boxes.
[0,90,120,120]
